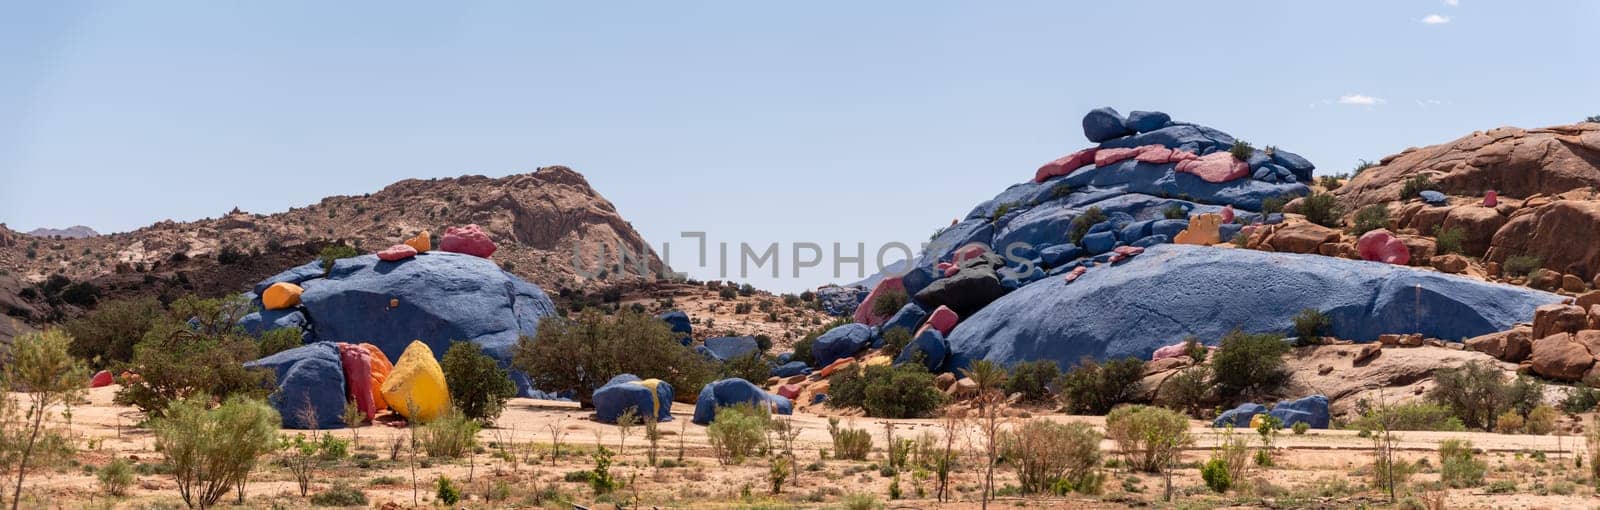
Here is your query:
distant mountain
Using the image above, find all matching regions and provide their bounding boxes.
[25,226,99,239]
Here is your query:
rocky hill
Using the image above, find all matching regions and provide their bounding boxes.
[0,166,668,338]
[24,226,99,239]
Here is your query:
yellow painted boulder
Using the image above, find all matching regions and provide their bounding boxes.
[405,230,431,253]
[262,282,303,310]
[1174,213,1222,245]
[379,341,450,422]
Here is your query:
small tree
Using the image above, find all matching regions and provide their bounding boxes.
[1229,140,1255,161]
[1001,420,1102,494]
[152,395,280,509]
[62,296,163,368]
[1428,361,1513,431]
[114,295,271,416]
[513,309,715,407]
[1291,308,1332,345]
[1438,439,1485,488]
[441,343,517,425]
[614,407,638,453]
[1005,360,1060,403]
[2,329,89,510]
[341,401,364,449]
[1105,405,1192,473]
[1057,356,1144,414]
[1209,330,1290,400]
[1156,365,1212,417]
[960,360,1008,509]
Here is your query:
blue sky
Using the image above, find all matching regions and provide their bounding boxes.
[3,1,1596,291]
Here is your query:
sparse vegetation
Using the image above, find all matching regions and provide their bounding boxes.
[97,458,135,497]
[150,395,280,509]
[707,403,768,465]
[1056,356,1143,414]
[256,326,303,357]
[1438,439,1486,488]
[1001,420,1102,494]
[440,342,517,425]
[114,295,271,416]
[1163,204,1187,220]
[1291,308,1331,345]
[1399,174,1441,200]
[828,418,873,461]
[1228,140,1254,161]
[1504,255,1543,278]
[1351,203,1390,235]
[870,288,909,320]
[1069,207,1108,244]
[1428,361,1544,431]
[1353,159,1376,175]
[3,329,90,509]
[1299,193,1342,228]
[417,408,479,458]
[1005,360,1060,403]
[63,296,164,368]
[1105,405,1192,474]
[513,309,715,406]
[318,243,359,272]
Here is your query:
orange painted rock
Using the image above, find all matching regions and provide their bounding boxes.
[362,343,394,411]
[262,282,303,310]
[405,230,431,253]
[1174,213,1222,245]
[818,358,857,379]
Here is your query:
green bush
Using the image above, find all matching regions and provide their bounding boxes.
[991,201,1020,222]
[1561,385,1600,413]
[707,403,769,465]
[1434,225,1466,255]
[878,327,912,355]
[1209,330,1290,400]
[1438,439,1485,488]
[1299,193,1342,228]
[1001,420,1102,494]
[98,458,134,497]
[257,327,303,357]
[1353,159,1376,175]
[1291,309,1331,345]
[1005,360,1060,403]
[1163,204,1187,220]
[1261,196,1288,215]
[1399,175,1441,200]
[115,296,272,416]
[1228,141,1255,161]
[1069,207,1108,244]
[513,309,715,406]
[861,363,946,419]
[1350,401,1465,432]
[310,481,368,506]
[149,395,280,509]
[1427,361,1528,431]
[1524,404,1558,435]
[1317,175,1344,191]
[1104,405,1192,473]
[1056,356,1143,415]
[441,342,516,425]
[827,365,870,409]
[720,352,773,384]
[1503,255,1543,278]
[1156,365,1211,417]
[1350,203,1390,235]
[418,408,479,458]
[1200,458,1231,492]
[1291,421,1309,435]
[435,475,462,505]
[828,417,872,461]
[318,243,359,272]
[63,297,163,368]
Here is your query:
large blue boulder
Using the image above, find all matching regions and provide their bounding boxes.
[918,219,996,268]
[691,378,793,425]
[1269,395,1330,429]
[914,266,1010,318]
[283,251,557,398]
[946,244,1562,368]
[1125,110,1171,133]
[1083,107,1132,143]
[816,286,869,316]
[896,328,950,372]
[1213,403,1267,428]
[881,302,928,336]
[1150,219,1189,238]
[658,310,692,344]
[1039,244,1083,268]
[1059,161,1309,212]
[252,260,327,296]
[1098,124,1233,155]
[901,265,941,299]
[239,308,308,337]
[1270,149,1317,183]
[772,361,811,378]
[813,324,873,367]
[702,336,760,362]
[243,343,347,429]
[1081,231,1117,255]
[593,374,674,423]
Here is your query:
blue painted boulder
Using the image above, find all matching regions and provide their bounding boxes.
[901,265,941,299]
[253,260,327,296]
[812,323,874,367]
[1151,219,1189,238]
[772,361,811,378]
[593,374,674,423]
[1125,110,1171,133]
[896,329,950,372]
[1419,190,1448,205]
[239,308,308,337]
[703,336,759,362]
[1083,107,1133,143]
[1081,231,1116,255]
[946,244,1562,368]
[816,286,870,317]
[243,343,348,429]
[658,310,692,344]
[691,378,793,425]
[1213,403,1267,428]
[284,251,557,398]
[1040,244,1084,268]
[881,302,928,336]
[1269,395,1330,429]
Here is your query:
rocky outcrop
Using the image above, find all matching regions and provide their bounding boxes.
[1485,200,1600,283]
[1335,124,1600,208]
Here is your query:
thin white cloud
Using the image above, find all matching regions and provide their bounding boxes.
[1421,14,1451,24]
[1415,99,1444,107]
[1337,94,1385,106]
[1444,0,1459,6]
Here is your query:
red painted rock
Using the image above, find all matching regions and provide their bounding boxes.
[926,305,959,335]
[776,384,802,400]
[936,262,952,273]
[1174,152,1249,183]
[1034,148,1097,183]
[852,276,906,326]
[1357,229,1411,265]
[1063,266,1087,283]
[1484,190,1498,207]
[377,243,418,262]
[1093,147,1141,167]
[439,224,496,258]
[90,370,113,388]
[1220,205,1235,223]
[1134,145,1174,163]
[952,243,991,264]
[337,343,377,421]
[943,264,960,277]
[1150,343,1187,361]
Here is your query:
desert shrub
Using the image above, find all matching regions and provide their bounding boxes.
[1001,420,1102,494]
[98,458,134,497]
[435,475,462,504]
[1503,255,1543,278]
[1434,225,1466,255]
[63,296,163,367]
[1005,360,1060,402]
[1104,405,1192,473]
[1438,439,1485,488]
[827,365,870,409]
[310,481,368,506]
[1350,203,1390,235]
[1399,174,1440,200]
[1493,410,1524,434]
[840,493,883,510]
[115,295,272,416]
[991,201,1019,222]
[441,342,516,425]
[1504,376,1546,417]
[879,327,912,355]
[861,363,946,419]
[418,408,479,458]
[513,309,715,406]
[828,418,872,461]
[1163,204,1187,220]
[216,245,246,265]
[734,302,753,314]
[1317,175,1344,191]
[1056,356,1143,414]
[1351,401,1465,431]
[707,403,769,465]
[256,327,303,357]
[1069,207,1108,244]
[1156,365,1212,417]
[1201,458,1231,493]
[1299,193,1342,228]
[1261,196,1288,215]
[60,281,101,307]
[720,352,772,384]
[1291,308,1331,345]
[150,395,280,509]
[1561,385,1600,413]
[1524,405,1558,435]
[1353,159,1376,175]
[1228,140,1255,161]
[1292,421,1309,435]
[1427,361,1542,431]
[318,243,358,272]
[1209,330,1290,400]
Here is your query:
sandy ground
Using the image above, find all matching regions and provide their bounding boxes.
[13,386,1600,509]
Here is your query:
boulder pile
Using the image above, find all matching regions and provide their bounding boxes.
[1468,296,1600,382]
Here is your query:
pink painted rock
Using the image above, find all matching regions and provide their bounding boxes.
[852,276,906,326]
[439,224,497,258]
[1150,343,1188,361]
[936,262,953,273]
[1113,246,1145,257]
[1134,145,1174,163]
[1174,152,1249,183]
[776,384,802,400]
[1220,205,1235,223]
[1357,229,1411,265]
[1093,147,1141,167]
[90,370,113,388]
[943,264,960,277]
[952,243,990,264]
[1063,266,1087,283]
[1168,150,1199,162]
[1484,190,1498,207]
[926,305,959,335]
[1033,148,1098,183]
[377,243,418,261]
